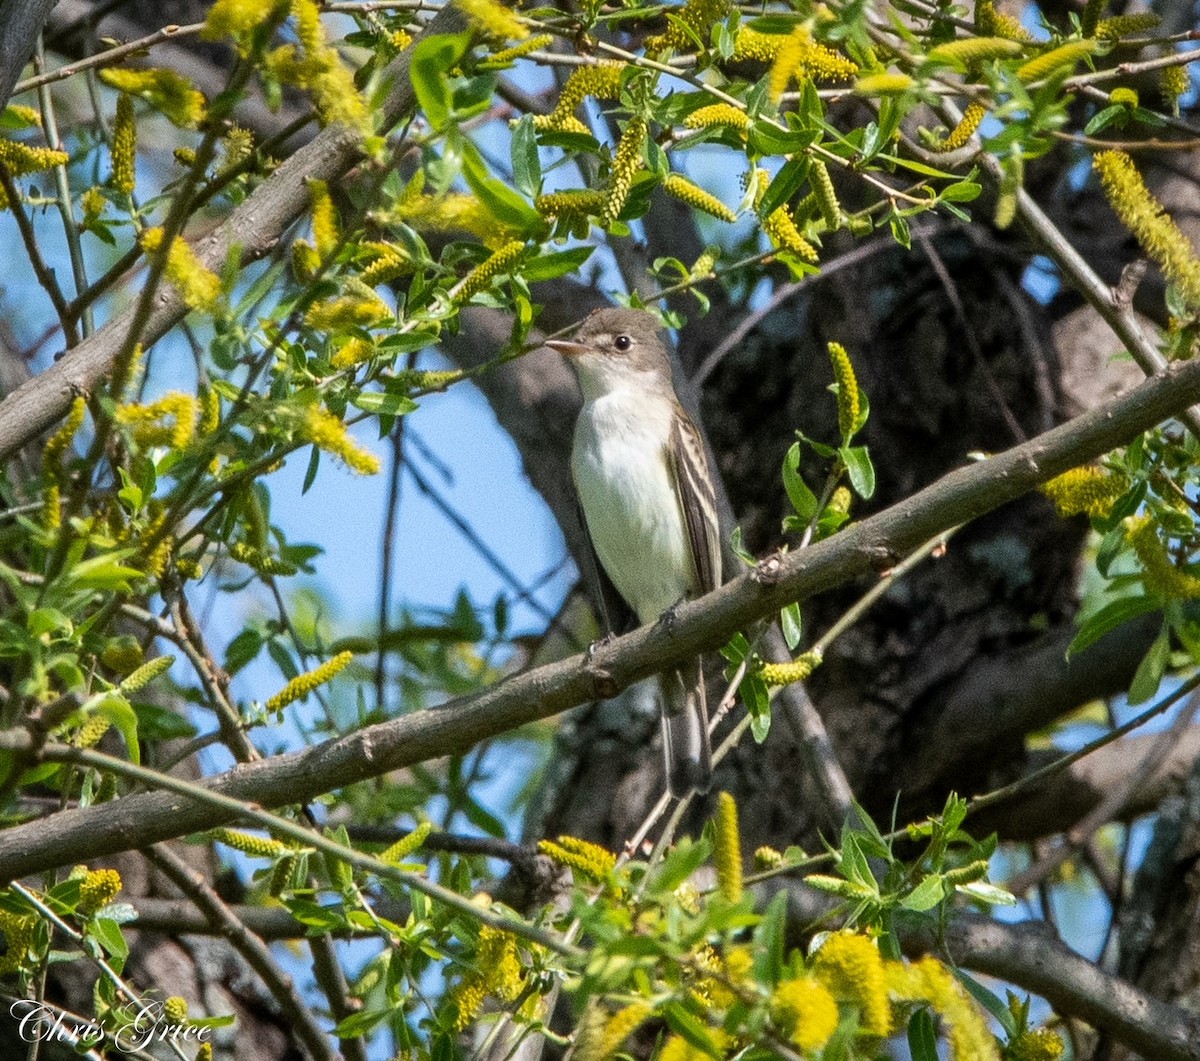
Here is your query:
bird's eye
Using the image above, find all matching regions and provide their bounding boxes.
[614,334,632,352]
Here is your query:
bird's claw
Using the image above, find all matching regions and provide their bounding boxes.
[586,632,616,660]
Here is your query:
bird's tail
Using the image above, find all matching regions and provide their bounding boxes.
[660,660,712,798]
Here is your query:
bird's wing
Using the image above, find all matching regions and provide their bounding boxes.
[669,410,722,596]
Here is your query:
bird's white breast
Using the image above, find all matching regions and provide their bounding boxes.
[572,388,692,624]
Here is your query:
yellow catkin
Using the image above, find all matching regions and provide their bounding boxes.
[927,37,1024,68]
[162,997,188,1024]
[211,828,291,857]
[304,294,391,331]
[732,27,786,63]
[1016,40,1096,83]
[810,160,840,229]
[855,72,916,95]
[1126,514,1200,599]
[202,0,283,43]
[760,651,822,686]
[397,192,514,246]
[229,541,297,576]
[44,396,86,471]
[308,178,339,257]
[537,62,628,134]
[454,240,527,302]
[140,228,221,311]
[647,0,731,53]
[538,836,617,881]
[1039,466,1128,518]
[42,483,61,530]
[82,186,106,223]
[391,369,464,393]
[663,174,736,222]
[381,821,433,863]
[119,654,174,693]
[975,0,1034,42]
[535,189,608,219]
[1095,13,1162,41]
[929,100,988,152]
[0,909,37,974]
[1006,1027,1065,1061]
[829,341,860,440]
[99,68,206,127]
[112,93,136,193]
[221,125,254,171]
[74,714,112,749]
[198,387,220,436]
[1094,150,1200,309]
[480,34,553,69]
[1079,0,1104,38]
[477,926,524,1003]
[299,407,381,474]
[268,853,297,896]
[360,241,412,286]
[0,138,69,176]
[115,391,198,449]
[78,868,122,913]
[1162,64,1191,115]
[691,246,718,278]
[601,116,647,225]
[266,650,354,712]
[812,933,891,1036]
[330,338,377,369]
[888,957,1000,1061]
[754,845,785,869]
[683,103,750,132]
[581,1003,653,1061]
[771,977,839,1053]
[3,104,41,128]
[454,0,528,40]
[658,1036,705,1061]
[713,792,744,903]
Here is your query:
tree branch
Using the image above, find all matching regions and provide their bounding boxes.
[0,2,469,462]
[0,357,1198,878]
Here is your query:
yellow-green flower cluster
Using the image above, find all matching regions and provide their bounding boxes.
[752,169,818,262]
[755,845,785,869]
[683,103,750,132]
[454,240,527,303]
[1039,465,1128,518]
[691,246,718,279]
[112,93,136,193]
[0,908,37,974]
[601,115,648,226]
[1005,1027,1065,1060]
[575,1002,653,1061]
[1162,64,1191,115]
[119,654,175,693]
[360,241,414,287]
[115,391,198,450]
[78,868,123,914]
[769,27,858,100]
[381,821,433,863]
[308,178,339,257]
[445,924,528,1030]
[1094,150,1200,309]
[229,541,297,576]
[44,396,86,472]
[812,932,891,1036]
[732,27,786,63]
[889,957,999,1060]
[663,174,736,222]
[1095,13,1162,41]
[1016,41,1096,84]
[928,36,1024,69]
[99,68,206,128]
[203,0,287,45]
[855,72,916,96]
[713,791,744,903]
[1125,514,1200,599]
[392,368,464,393]
[0,136,69,211]
[82,186,106,224]
[454,0,528,40]
[73,714,112,750]
[220,125,254,172]
[298,408,382,475]
[396,191,514,247]
[760,650,822,686]
[3,104,41,128]
[810,160,841,229]
[535,189,608,230]
[538,835,617,882]
[976,0,1034,42]
[1109,88,1138,110]
[533,62,623,136]
[829,341,860,441]
[115,391,199,449]
[771,976,839,1053]
[265,649,354,712]
[480,34,553,70]
[140,227,221,311]
[304,290,391,331]
[647,0,731,53]
[211,828,291,857]
[163,997,189,1024]
[930,100,988,152]
[330,338,376,369]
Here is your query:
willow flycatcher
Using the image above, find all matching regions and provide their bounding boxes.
[547,307,720,797]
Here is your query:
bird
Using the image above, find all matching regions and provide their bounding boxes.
[547,307,721,797]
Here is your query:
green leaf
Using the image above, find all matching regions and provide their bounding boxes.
[1068,594,1159,657]
[752,891,788,986]
[302,445,320,495]
[350,391,419,417]
[333,1007,392,1038]
[908,1008,939,1061]
[460,136,541,230]
[224,628,263,674]
[1128,630,1170,705]
[89,917,129,960]
[780,602,802,650]
[783,442,818,522]
[521,246,596,283]
[748,122,817,157]
[510,116,541,196]
[843,445,876,499]
[67,554,143,591]
[901,874,946,912]
[1084,105,1126,136]
[96,693,141,766]
[757,157,810,220]
[956,970,1017,1036]
[941,179,982,202]
[410,33,471,130]
[378,330,440,353]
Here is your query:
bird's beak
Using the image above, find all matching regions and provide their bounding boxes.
[545,338,591,357]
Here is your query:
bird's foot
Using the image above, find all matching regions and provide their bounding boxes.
[586,631,616,660]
